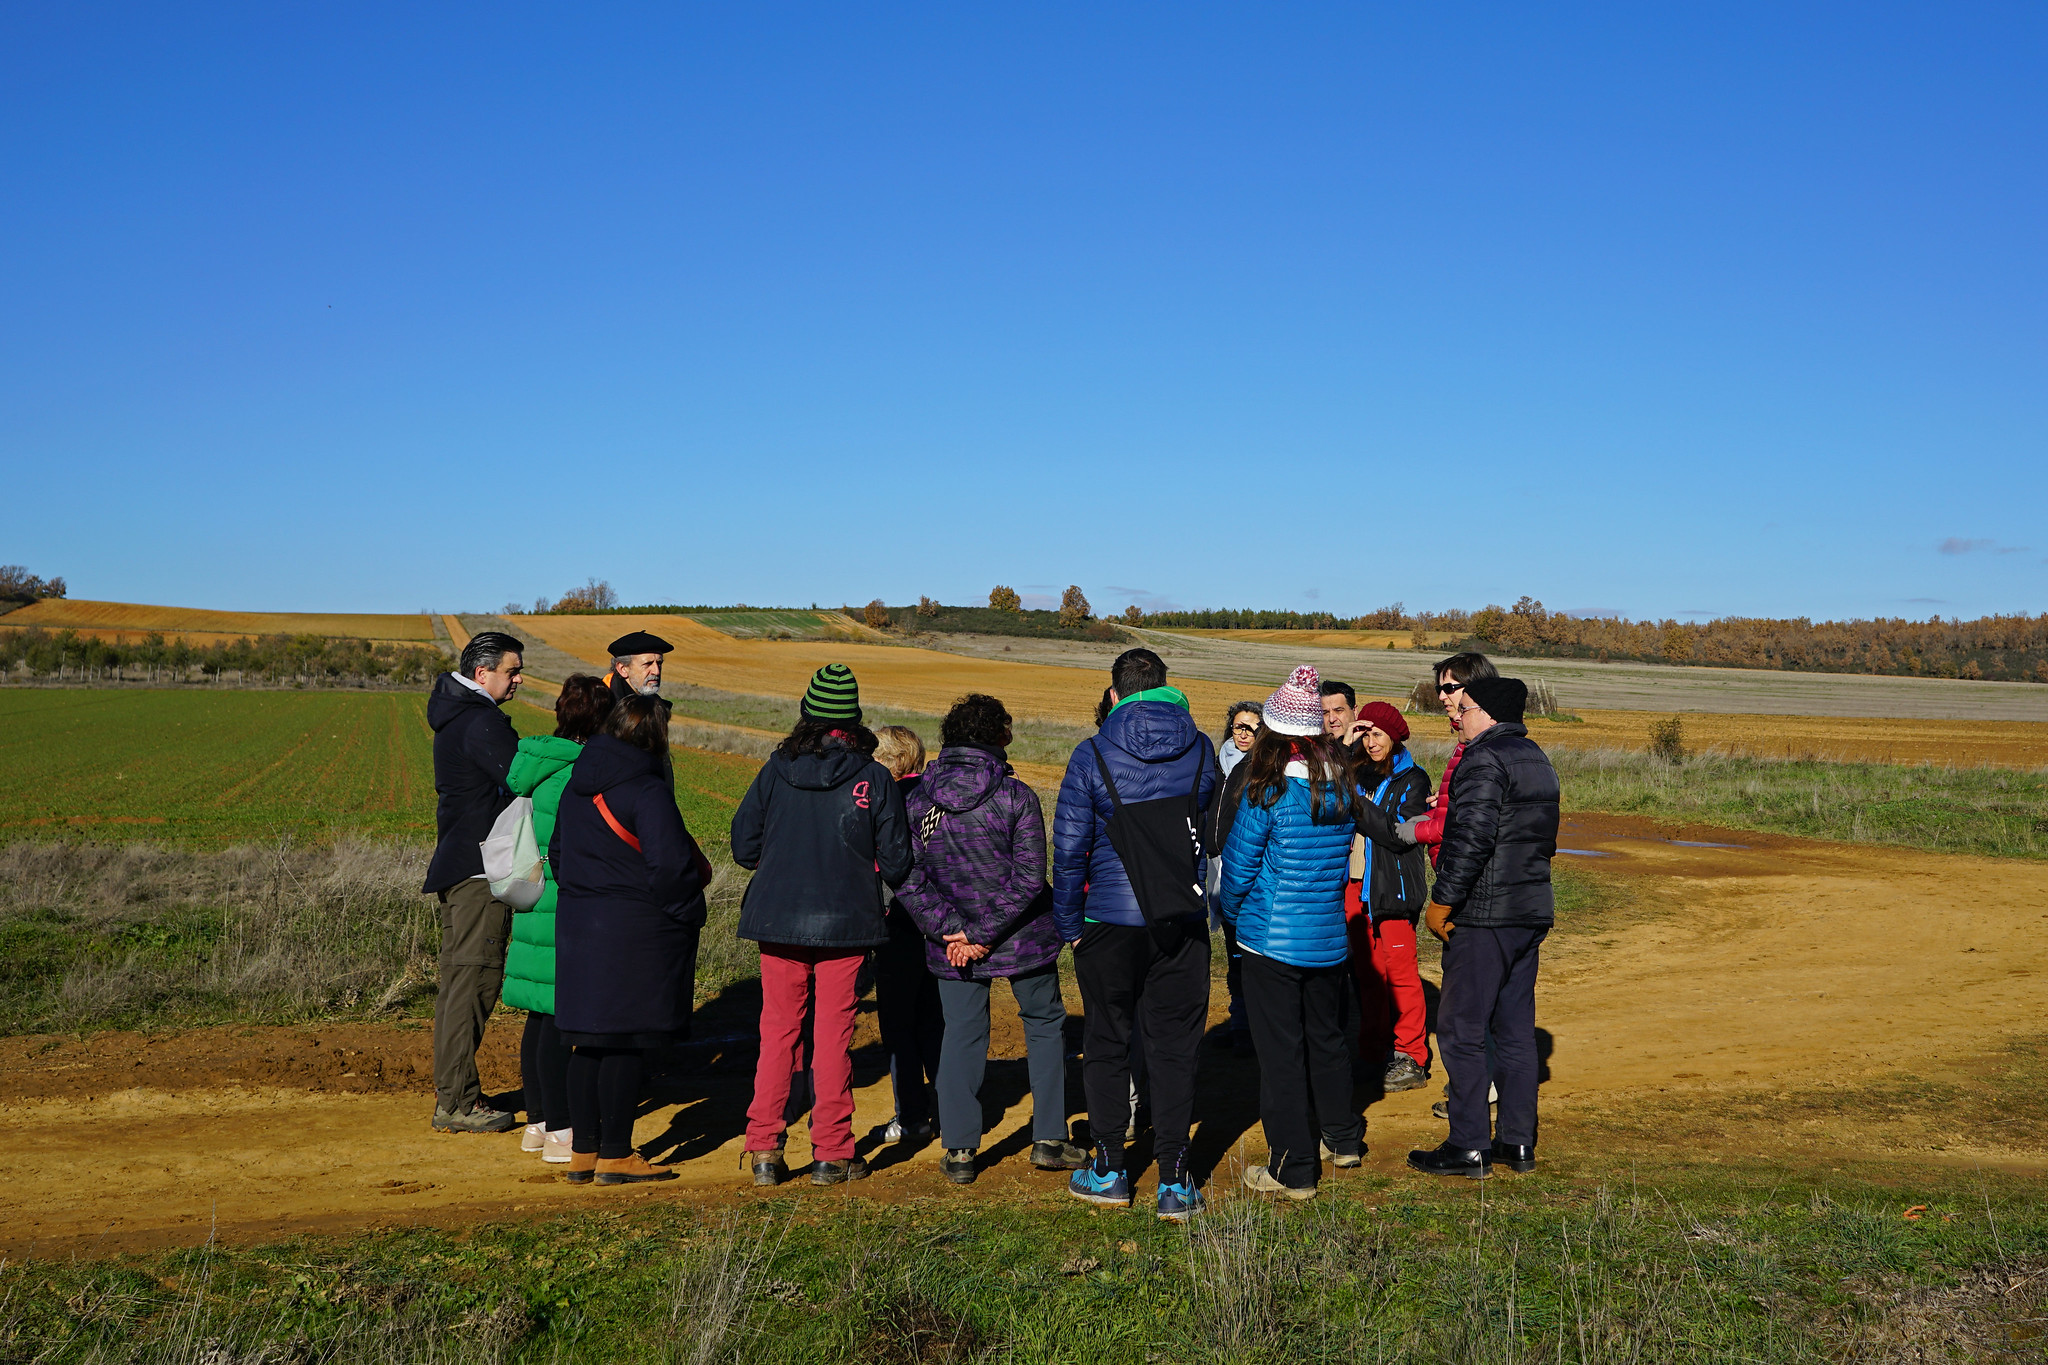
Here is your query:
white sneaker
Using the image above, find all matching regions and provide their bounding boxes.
[521,1123,545,1152]
[872,1117,933,1142]
[541,1129,574,1164]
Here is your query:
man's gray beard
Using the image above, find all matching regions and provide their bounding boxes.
[636,680,661,696]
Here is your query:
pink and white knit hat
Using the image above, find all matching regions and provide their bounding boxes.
[1262,665,1325,736]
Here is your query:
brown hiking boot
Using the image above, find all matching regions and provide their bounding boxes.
[811,1156,870,1186]
[563,1150,597,1185]
[746,1149,788,1187]
[595,1153,678,1185]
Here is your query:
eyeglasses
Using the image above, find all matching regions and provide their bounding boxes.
[1230,723,1259,735]
[1437,681,1464,695]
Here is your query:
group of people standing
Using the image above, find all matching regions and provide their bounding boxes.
[420,630,1560,1215]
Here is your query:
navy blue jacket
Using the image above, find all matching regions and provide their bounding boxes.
[422,673,520,894]
[1217,768,1356,969]
[1052,700,1217,941]
[731,742,912,949]
[551,734,708,1041]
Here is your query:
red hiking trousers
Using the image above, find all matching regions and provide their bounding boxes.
[1344,881,1429,1068]
[747,945,864,1161]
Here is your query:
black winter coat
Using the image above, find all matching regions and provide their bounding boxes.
[550,735,709,1043]
[1429,722,1560,927]
[422,673,520,894]
[731,743,912,949]
[1350,756,1433,922]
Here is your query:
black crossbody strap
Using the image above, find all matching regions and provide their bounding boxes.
[1091,740,1125,811]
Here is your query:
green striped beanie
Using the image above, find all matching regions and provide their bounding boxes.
[800,663,862,724]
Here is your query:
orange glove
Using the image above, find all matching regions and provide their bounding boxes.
[1423,903,1456,942]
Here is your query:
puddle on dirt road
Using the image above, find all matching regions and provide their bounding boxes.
[1667,839,1751,849]
[1557,849,1614,857]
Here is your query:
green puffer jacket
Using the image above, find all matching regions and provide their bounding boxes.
[502,735,585,1015]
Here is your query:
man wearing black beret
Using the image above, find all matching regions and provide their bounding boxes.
[1407,676,1560,1181]
[607,631,673,706]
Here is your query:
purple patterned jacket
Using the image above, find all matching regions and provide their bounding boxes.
[896,746,1060,980]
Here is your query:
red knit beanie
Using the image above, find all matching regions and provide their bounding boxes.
[1358,700,1409,743]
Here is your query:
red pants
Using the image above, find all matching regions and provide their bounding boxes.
[747,945,864,1160]
[1343,881,1428,1067]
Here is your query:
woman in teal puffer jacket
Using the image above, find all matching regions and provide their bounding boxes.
[504,675,615,1163]
[1217,665,1366,1199]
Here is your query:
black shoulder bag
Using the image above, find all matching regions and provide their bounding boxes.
[1091,740,1207,950]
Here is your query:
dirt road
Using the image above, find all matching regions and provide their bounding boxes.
[7,815,2044,1257]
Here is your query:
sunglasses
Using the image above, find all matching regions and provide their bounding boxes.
[1230,723,1259,735]
[1436,681,1465,695]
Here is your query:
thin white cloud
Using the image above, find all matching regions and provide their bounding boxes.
[1938,537,1995,555]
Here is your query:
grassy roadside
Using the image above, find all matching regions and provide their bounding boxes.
[8,1163,2043,1363]
[1393,737,2048,861]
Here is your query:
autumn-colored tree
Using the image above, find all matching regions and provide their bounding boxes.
[1470,604,1508,643]
[550,578,619,613]
[0,566,65,604]
[1057,585,1092,628]
[1122,604,1143,626]
[989,585,1022,612]
[917,595,940,617]
[863,598,891,629]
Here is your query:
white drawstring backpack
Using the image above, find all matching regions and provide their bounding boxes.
[479,796,546,910]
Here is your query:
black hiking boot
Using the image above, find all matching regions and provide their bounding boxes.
[941,1149,979,1185]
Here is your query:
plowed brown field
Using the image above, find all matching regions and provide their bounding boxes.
[6,813,2043,1257]
[509,614,2048,768]
[0,600,435,643]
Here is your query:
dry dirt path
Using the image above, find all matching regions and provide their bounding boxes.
[7,816,2043,1258]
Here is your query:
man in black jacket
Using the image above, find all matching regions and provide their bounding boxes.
[1407,676,1559,1179]
[422,631,526,1134]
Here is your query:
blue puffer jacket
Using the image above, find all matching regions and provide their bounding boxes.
[1052,700,1217,941]
[1217,768,1356,969]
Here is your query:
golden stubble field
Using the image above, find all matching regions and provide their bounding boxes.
[507,613,2048,769]
[0,600,437,645]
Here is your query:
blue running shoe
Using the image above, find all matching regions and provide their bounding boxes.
[1067,1165,1133,1207]
[1156,1180,1205,1223]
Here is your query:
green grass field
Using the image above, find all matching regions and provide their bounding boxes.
[0,690,759,848]
[10,1165,2043,1363]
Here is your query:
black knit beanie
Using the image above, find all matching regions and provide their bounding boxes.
[1464,676,1527,724]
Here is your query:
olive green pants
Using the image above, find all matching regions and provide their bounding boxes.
[434,879,512,1114]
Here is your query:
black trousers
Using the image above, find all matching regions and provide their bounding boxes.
[567,1047,646,1159]
[874,908,943,1126]
[1072,918,1210,1177]
[519,1010,572,1131]
[1240,952,1362,1189]
[1439,925,1546,1151]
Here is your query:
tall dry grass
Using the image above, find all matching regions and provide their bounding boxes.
[0,839,757,1035]
[0,838,436,1034]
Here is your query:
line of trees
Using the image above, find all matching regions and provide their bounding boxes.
[0,628,450,685]
[1126,596,2048,683]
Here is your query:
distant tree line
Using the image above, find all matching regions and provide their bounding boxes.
[1137,605,1409,631]
[1125,596,2048,683]
[0,628,450,685]
[1449,597,2048,683]
[0,565,67,607]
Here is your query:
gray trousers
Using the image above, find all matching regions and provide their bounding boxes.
[434,879,511,1113]
[934,964,1068,1152]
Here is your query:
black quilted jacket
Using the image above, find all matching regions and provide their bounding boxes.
[1429,722,1560,927]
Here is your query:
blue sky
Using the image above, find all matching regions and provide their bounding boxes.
[3,4,2044,623]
